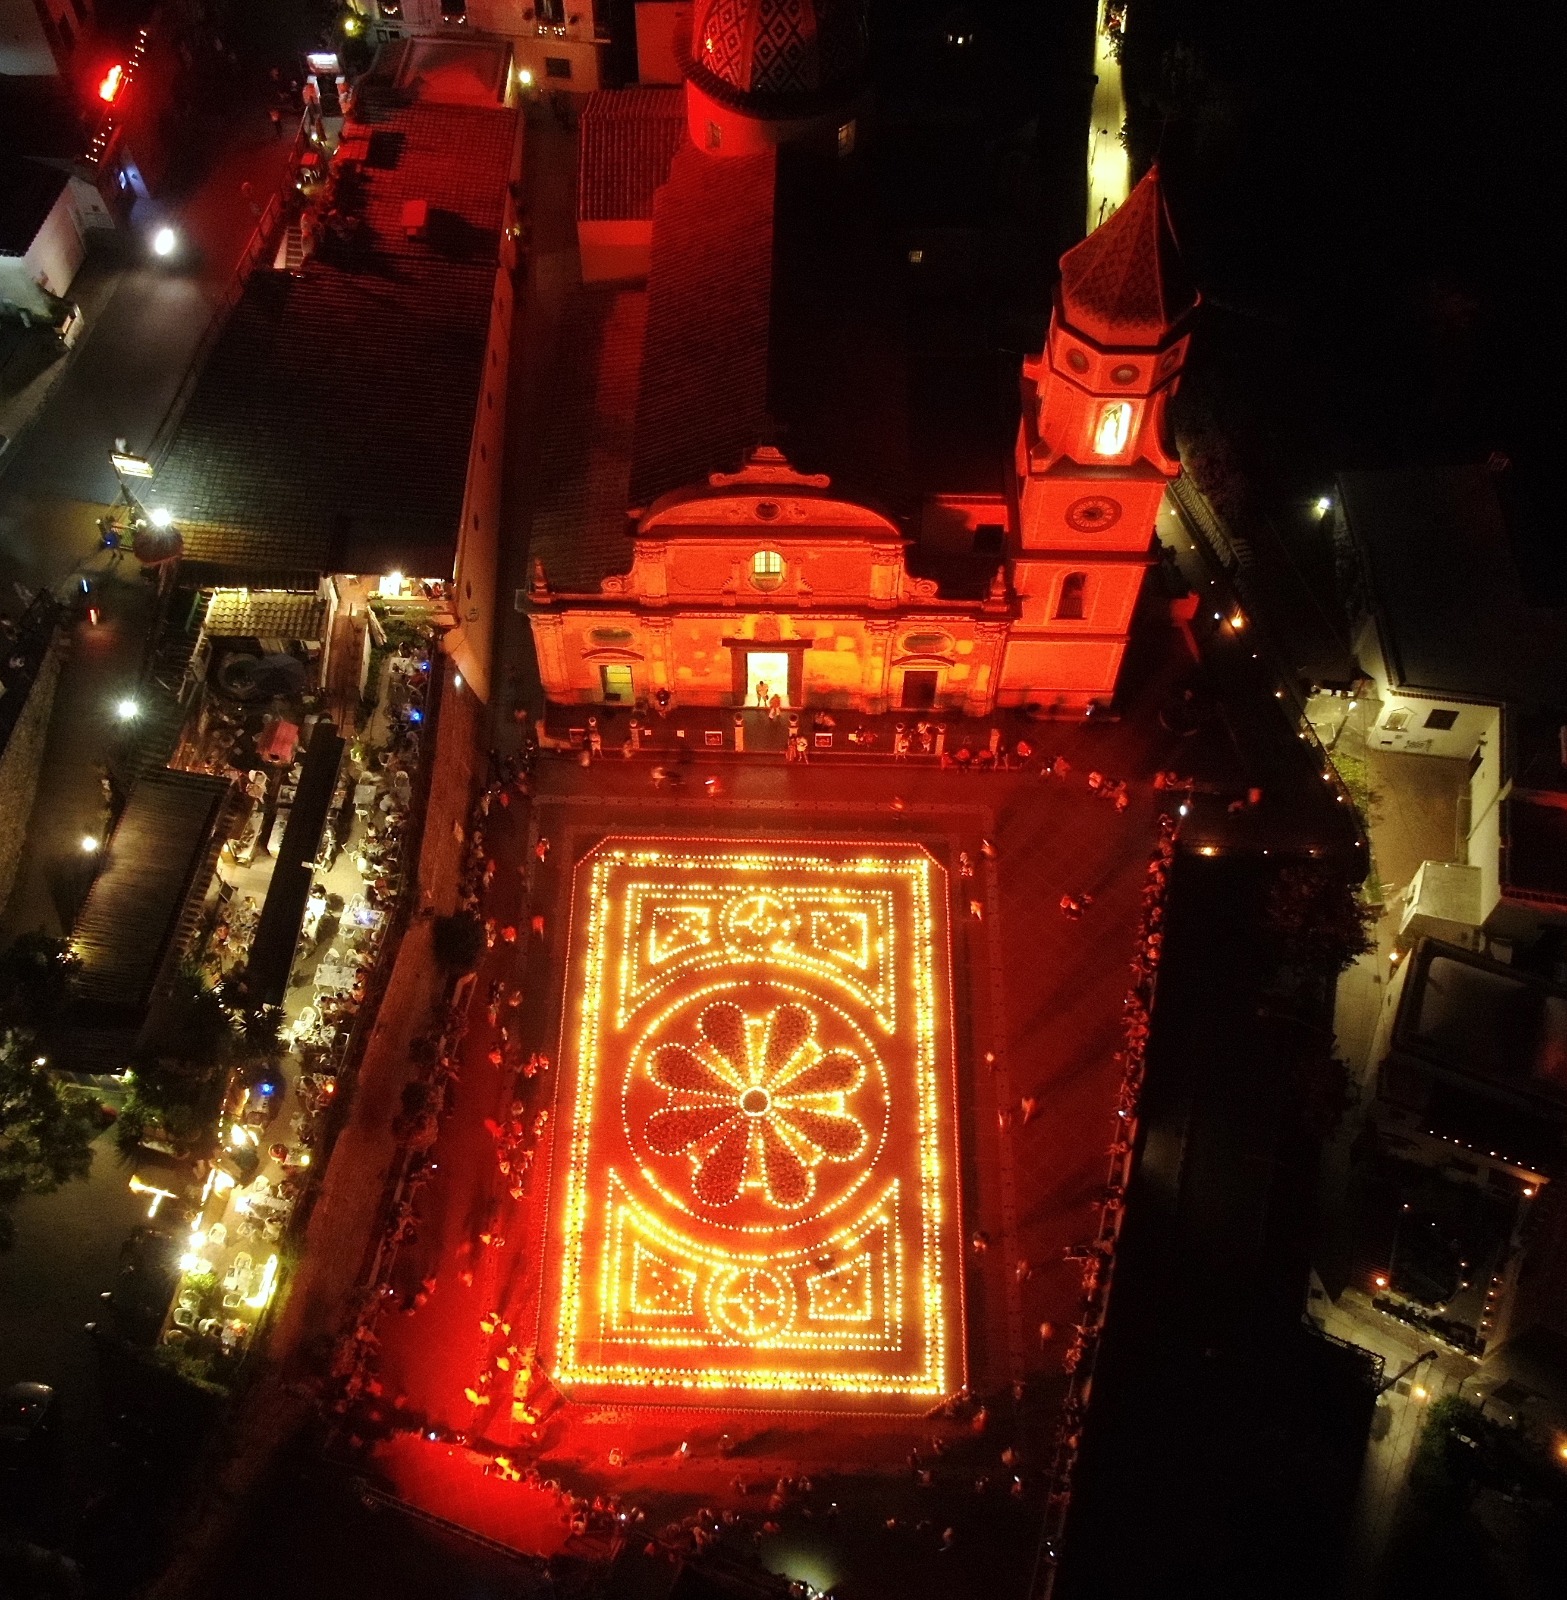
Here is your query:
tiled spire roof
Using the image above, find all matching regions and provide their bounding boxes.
[1058,166,1196,347]
[688,0,865,104]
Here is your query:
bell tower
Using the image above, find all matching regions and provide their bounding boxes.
[999,167,1197,708]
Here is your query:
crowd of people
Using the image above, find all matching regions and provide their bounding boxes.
[1037,811,1178,1550]
[313,695,1195,1578]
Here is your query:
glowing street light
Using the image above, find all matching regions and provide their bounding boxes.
[1314,495,1333,516]
[80,835,101,854]
[148,506,173,528]
[114,696,140,721]
[151,226,177,258]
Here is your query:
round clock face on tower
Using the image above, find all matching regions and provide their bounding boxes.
[1066,495,1124,534]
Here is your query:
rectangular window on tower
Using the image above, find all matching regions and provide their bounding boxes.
[1092,401,1134,457]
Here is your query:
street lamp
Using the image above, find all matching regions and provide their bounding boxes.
[1381,1200,1412,1295]
[148,506,173,528]
[115,696,140,721]
[152,226,177,258]
[80,835,101,854]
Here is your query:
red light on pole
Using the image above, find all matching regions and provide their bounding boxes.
[99,64,124,103]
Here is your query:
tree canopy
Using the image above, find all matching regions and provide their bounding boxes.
[0,1029,99,1251]
[1265,864,1377,975]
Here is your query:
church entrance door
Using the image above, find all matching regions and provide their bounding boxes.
[745,651,790,709]
[901,670,939,711]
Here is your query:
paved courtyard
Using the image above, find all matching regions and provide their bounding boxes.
[350,699,1191,1592]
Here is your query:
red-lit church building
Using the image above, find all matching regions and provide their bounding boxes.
[526,0,1196,718]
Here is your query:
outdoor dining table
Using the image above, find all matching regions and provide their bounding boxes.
[314,959,358,993]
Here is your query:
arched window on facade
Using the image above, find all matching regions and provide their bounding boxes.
[1056,572,1088,620]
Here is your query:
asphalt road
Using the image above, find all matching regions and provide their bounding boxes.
[0,106,296,1568]
[0,115,293,597]
[0,260,211,585]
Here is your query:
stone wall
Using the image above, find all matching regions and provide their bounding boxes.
[0,625,66,924]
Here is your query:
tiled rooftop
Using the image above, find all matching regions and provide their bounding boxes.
[1058,166,1196,348]
[156,88,518,582]
[531,100,1025,599]
[577,88,687,223]
[628,145,776,509]
[203,590,329,641]
[528,288,647,594]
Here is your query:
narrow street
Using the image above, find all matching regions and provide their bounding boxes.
[1086,2,1130,232]
[0,99,300,1562]
[1,107,292,941]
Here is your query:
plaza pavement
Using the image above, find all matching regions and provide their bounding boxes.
[356,696,1199,1595]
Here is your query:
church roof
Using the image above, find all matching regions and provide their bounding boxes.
[1057,166,1196,348]
[577,88,687,223]
[526,287,648,593]
[628,144,777,509]
[688,0,866,107]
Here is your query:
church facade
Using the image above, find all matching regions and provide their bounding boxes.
[527,0,1196,719]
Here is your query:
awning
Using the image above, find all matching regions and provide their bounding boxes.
[204,590,328,643]
[70,769,236,1019]
[242,719,345,1009]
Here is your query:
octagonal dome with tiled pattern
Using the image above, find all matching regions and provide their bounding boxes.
[689,0,866,102]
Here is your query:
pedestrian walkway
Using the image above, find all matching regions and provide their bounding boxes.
[0,109,296,945]
[0,250,127,469]
[1086,3,1131,232]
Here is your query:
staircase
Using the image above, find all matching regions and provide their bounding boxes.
[274,220,307,272]
[1169,474,1255,572]
[112,591,208,790]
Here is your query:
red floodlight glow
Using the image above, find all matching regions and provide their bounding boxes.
[99,64,125,103]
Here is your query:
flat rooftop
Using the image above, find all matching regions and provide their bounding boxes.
[1342,465,1567,708]
[1393,941,1567,1108]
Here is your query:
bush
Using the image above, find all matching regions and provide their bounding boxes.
[1265,864,1377,974]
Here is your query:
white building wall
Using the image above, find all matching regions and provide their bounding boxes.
[1366,690,1498,760]
[0,0,61,74]
[0,0,91,72]
[369,0,606,89]
[67,173,115,236]
[447,125,523,703]
[23,186,86,298]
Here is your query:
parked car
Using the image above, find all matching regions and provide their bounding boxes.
[0,1382,58,1469]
